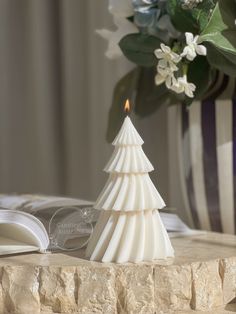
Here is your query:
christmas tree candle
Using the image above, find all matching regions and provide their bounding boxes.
[86,100,174,263]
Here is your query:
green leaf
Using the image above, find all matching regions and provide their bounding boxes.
[206,43,236,77]
[119,34,160,67]
[200,0,236,55]
[135,68,166,116]
[106,67,141,143]
[167,0,198,33]
[184,56,213,106]
[167,0,215,33]
[134,67,179,117]
[201,30,236,56]
[107,66,179,137]
[192,1,217,31]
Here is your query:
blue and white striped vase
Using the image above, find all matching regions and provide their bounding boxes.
[171,73,236,234]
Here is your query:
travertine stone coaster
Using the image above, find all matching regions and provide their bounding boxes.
[0,232,236,313]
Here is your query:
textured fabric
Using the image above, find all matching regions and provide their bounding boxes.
[0,0,170,203]
[0,0,132,199]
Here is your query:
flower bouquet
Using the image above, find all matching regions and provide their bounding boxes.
[97,0,236,140]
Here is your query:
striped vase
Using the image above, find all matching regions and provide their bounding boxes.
[169,74,236,234]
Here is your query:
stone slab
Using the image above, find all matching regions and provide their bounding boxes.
[0,232,236,313]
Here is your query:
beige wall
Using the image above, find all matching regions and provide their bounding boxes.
[0,0,169,203]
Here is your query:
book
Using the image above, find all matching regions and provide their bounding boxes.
[0,194,93,255]
[0,194,203,256]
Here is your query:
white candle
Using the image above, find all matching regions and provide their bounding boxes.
[86,100,174,263]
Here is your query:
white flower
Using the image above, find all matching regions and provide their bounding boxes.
[182,0,203,9]
[154,44,181,89]
[181,32,207,61]
[96,16,138,59]
[155,66,177,88]
[154,43,181,71]
[171,75,196,98]
[109,0,134,17]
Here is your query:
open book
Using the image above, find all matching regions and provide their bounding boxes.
[0,194,200,256]
[0,195,94,255]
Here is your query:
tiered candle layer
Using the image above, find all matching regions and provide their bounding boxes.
[86,116,174,263]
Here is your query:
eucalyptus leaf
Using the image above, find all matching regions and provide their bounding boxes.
[167,0,197,33]
[135,67,167,116]
[206,43,236,77]
[106,67,141,143]
[201,29,236,55]
[135,67,179,116]
[184,56,212,106]
[200,0,236,55]
[167,0,215,33]
[119,33,160,67]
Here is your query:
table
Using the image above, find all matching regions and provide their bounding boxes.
[0,232,236,313]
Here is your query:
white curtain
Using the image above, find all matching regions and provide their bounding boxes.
[0,0,169,202]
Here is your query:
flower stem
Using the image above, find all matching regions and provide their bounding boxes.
[182,63,189,76]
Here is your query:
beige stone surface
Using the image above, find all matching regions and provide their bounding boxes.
[155,264,192,312]
[0,232,236,313]
[191,260,223,311]
[0,268,4,314]
[116,265,154,313]
[39,266,78,313]
[77,265,116,313]
[220,257,236,305]
[176,302,236,313]
[1,266,40,314]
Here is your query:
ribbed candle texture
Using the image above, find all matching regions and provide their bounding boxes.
[86,116,174,263]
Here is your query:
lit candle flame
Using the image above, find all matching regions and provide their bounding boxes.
[124,99,131,113]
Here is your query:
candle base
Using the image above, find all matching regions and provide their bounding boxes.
[86,209,174,263]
